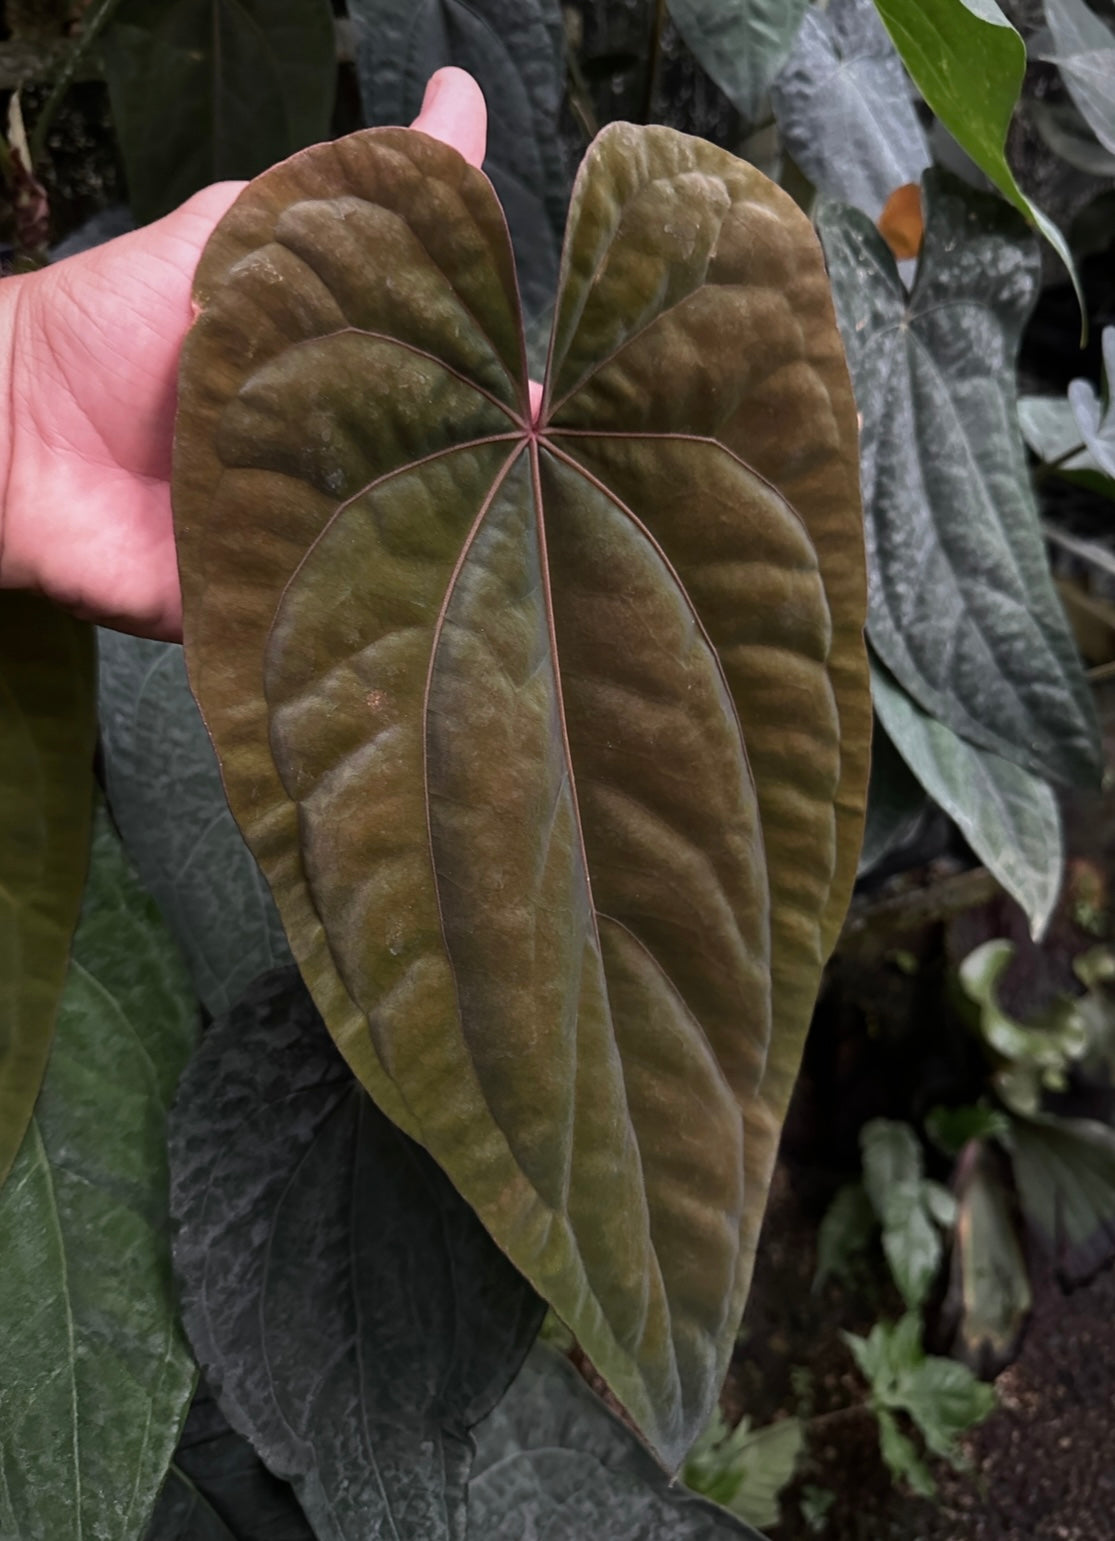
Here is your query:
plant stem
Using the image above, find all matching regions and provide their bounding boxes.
[642,0,668,124]
[29,0,125,167]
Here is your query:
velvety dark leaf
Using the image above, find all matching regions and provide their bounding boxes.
[170,968,544,1541]
[666,0,809,124]
[173,123,868,1463]
[871,0,1081,308]
[101,0,336,222]
[348,0,567,317]
[470,1343,766,1538]
[0,807,197,1541]
[144,1387,314,1541]
[857,718,926,877]
[1043,0,1115,157]
[0,595,95,1187]
[770,0,930,219]
[1010,1112,1115,1282]
[98,632,290,1014]
[871,658,1063,939]
[818,172,1100,788]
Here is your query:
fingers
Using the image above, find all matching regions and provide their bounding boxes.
[410,67,487,168]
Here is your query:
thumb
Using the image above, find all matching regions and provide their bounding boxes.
[410,68,487,169]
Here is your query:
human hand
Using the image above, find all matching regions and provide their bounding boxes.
[0,68,488,641]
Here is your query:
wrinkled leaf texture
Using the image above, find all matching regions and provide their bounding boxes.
[170,968,545,1541]
[770,0,930,221]
[101,0,337,223]
[98,632,291,1015]
[0,808,197,1541]
[348,0,568,318]
[667,0,810,125]
[0,596,95,1188]
[818,172,1100,789]
[471,1342,765,1538]
[173,122,868,1463]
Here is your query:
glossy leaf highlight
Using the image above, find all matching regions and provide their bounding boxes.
[0,596,95,1188]
[173,122,868,1462]
[0,808,197,1541]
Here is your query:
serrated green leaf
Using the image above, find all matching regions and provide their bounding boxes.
[0,807,197,1541]
[170,968,544,1541]
[173,123,869,1462]
[0,595,95,1189]
[97,632,290,1015]
[471,1342,766,1538]
[101,0,336,222]
[1010,1111,1115,1282]
[945,1142,1030,1372]
[871,659,1064,939]
[870,0,1083,316]
[818,173,1101,788]
[770,0,930,219]
[667,0,809,123]
[1043,0,1115,157]
[1068,326,1115,479]
[684,1409,802,1528]
[874,1405,936,1497]
[896,1355,996,1459]
[348,0,568,318]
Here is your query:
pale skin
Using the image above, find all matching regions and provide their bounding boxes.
[0,68,542,643]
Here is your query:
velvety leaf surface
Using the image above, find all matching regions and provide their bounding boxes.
[98,631,290,1014]
[1044,0,1115,157]
[1010,1113,1115,1283]
[770,0,930,220]
[101,0,336,222]
[0,596,95,1188]
[871,0,1081,307]
[0,807,197,1541]
[143,1388,314,1541]
[666,0,809,124]
[348,0,567,317]
[871,660,1063,939]
[470,1343,765,1539]
[857,721,925,876]
[818,173,1100,788]
[173,122,868,1463]
[170,967,544,1541]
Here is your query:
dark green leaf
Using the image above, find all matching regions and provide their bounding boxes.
[871,0,1082,311]
[770,0,930,218]
[98,632,290,1014]
[1068,326,1115,479]
[0,807,197,1540]
[170,968,544,1541]
[101,0,337,222]
[1010,1112,1115,1282]
[1043,0,1115,157]
[926,1103,1011,1156]
[861,1119,942,1309]
[667,0,810,124]
[944,1141,1030,1373]
[818,172,1101,788]
[0,595,95,1187]
[857,720,926,876]
[874,1405,935,1497]
[871,658,1063,938]
[814,1181,878,1290]
[173,123,869,1463]
[144,1387,314,1541]
[471,1343,766,1538]
[348,0,568,318]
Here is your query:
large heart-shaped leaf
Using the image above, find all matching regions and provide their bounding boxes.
[871,659,1063,939]
[0,595,95,1188]
[101,0,337,223]
[818,171,1100,788]
[666,0,810,124]
[770,0,930,220]
[170,968,545,1540]
[470,1342,765,1538]
[173,123,868,1462]
[0,807,197,1541]
[98,631,290,1014]
[348,0,567,318]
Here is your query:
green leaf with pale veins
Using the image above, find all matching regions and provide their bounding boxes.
[870,0,1083,315]
[170,968,545,1541]
[0,596,95,1190]
[101,0,336,222]
[871,659,1063,939]
[347,0,568,319]
[818,171,1100,789]
[172,122,869,1464]
[0,806,198,1541]
[98,632,291,1015]
[667,0,810,124]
